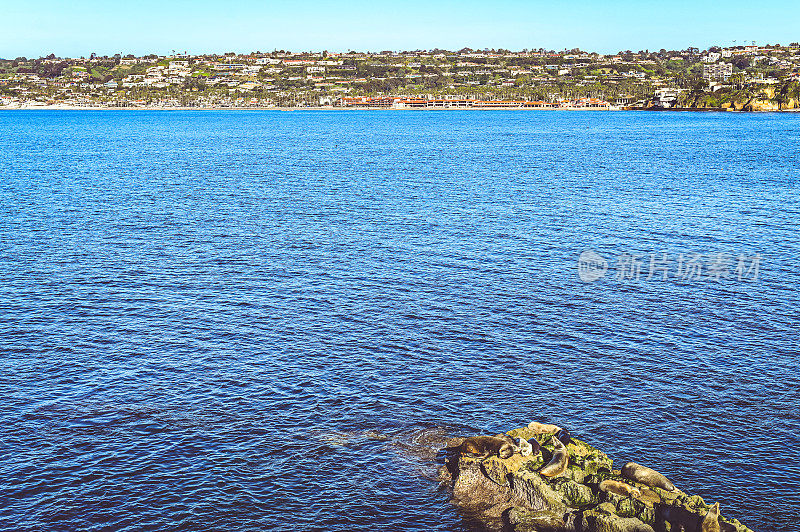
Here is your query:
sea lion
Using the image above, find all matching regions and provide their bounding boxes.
[517,437,534,457]
[528,421,562,434]
[701,502,721,532]
[458,436,515,459]
[527,438,541,456]
[554,428,573,446]
[496,433,525,455]
[621,462,676,491]
[599,479,642,499]
[496,433,540,457]
[494,433,517,446]
[539,437,569,477]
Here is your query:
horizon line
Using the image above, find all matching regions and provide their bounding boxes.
[3,41,797,61]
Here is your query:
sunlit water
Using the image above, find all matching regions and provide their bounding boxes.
[0,110,798,532]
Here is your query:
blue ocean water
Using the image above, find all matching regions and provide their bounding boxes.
[0,110,798,532]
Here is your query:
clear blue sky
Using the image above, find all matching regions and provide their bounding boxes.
[1,0,798,58]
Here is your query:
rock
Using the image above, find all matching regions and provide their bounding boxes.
[439,423,753,532]
[593,515,656,532]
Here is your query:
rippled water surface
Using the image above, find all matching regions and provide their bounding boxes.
[1,110,799,531]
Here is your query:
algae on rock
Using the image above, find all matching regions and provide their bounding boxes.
[438,425,752,532]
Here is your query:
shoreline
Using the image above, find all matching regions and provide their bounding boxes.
[1,105,617,111]
[2,104,799,113]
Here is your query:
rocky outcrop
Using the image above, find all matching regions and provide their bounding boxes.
[438,424,752,532]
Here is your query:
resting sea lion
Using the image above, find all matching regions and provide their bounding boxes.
[599,479,642,499]
[621,462,675,491]
[701,502,720,532]
[497,433,527,455]
[496,433,541,457]
[528,421,561,434]
[494,433,516,445]
[458,436,515,459]
[554,428,573,446]
[517,437,533,457]
[539,437,568,477]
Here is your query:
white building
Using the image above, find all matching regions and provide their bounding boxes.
[623,71,646,79]
[654,88,684,108]
[702,62,733,81]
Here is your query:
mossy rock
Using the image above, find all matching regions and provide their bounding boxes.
[441,424,753,532]
[507,427,535,440]
[507,507,571,532]
[597,502,617,514]
[684,494,707,510]
[550,477,598,506]
[565,465,586,484]
[615,497,655,526]
[593,515,656,532]
[522,453,546,471]
[510,470,569,513]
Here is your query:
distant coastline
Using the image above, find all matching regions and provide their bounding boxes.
[1,104,619,111]
[4,46,799,113]
[2,104,799,112]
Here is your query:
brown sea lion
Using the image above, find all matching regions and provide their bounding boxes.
[621,461,676,491]
[528,421,562,434]
[539,437,568,477]
[599,479,642,499]
[495,433,538,457]
[494,433,517,446]
[701,502,721,532]
[457,436,515,459]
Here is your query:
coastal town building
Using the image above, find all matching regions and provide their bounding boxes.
[702,62,734,81]
[653,88,685,108]
[1,45,798,109]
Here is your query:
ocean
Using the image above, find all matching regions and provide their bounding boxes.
[0,109,798,531]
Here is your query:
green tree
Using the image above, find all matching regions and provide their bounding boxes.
[788,81,800,109]
[681,78,709,107]
[729,72,745,90]
[772,79,793,110]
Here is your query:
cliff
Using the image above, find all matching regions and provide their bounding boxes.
[687,85,800,112]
